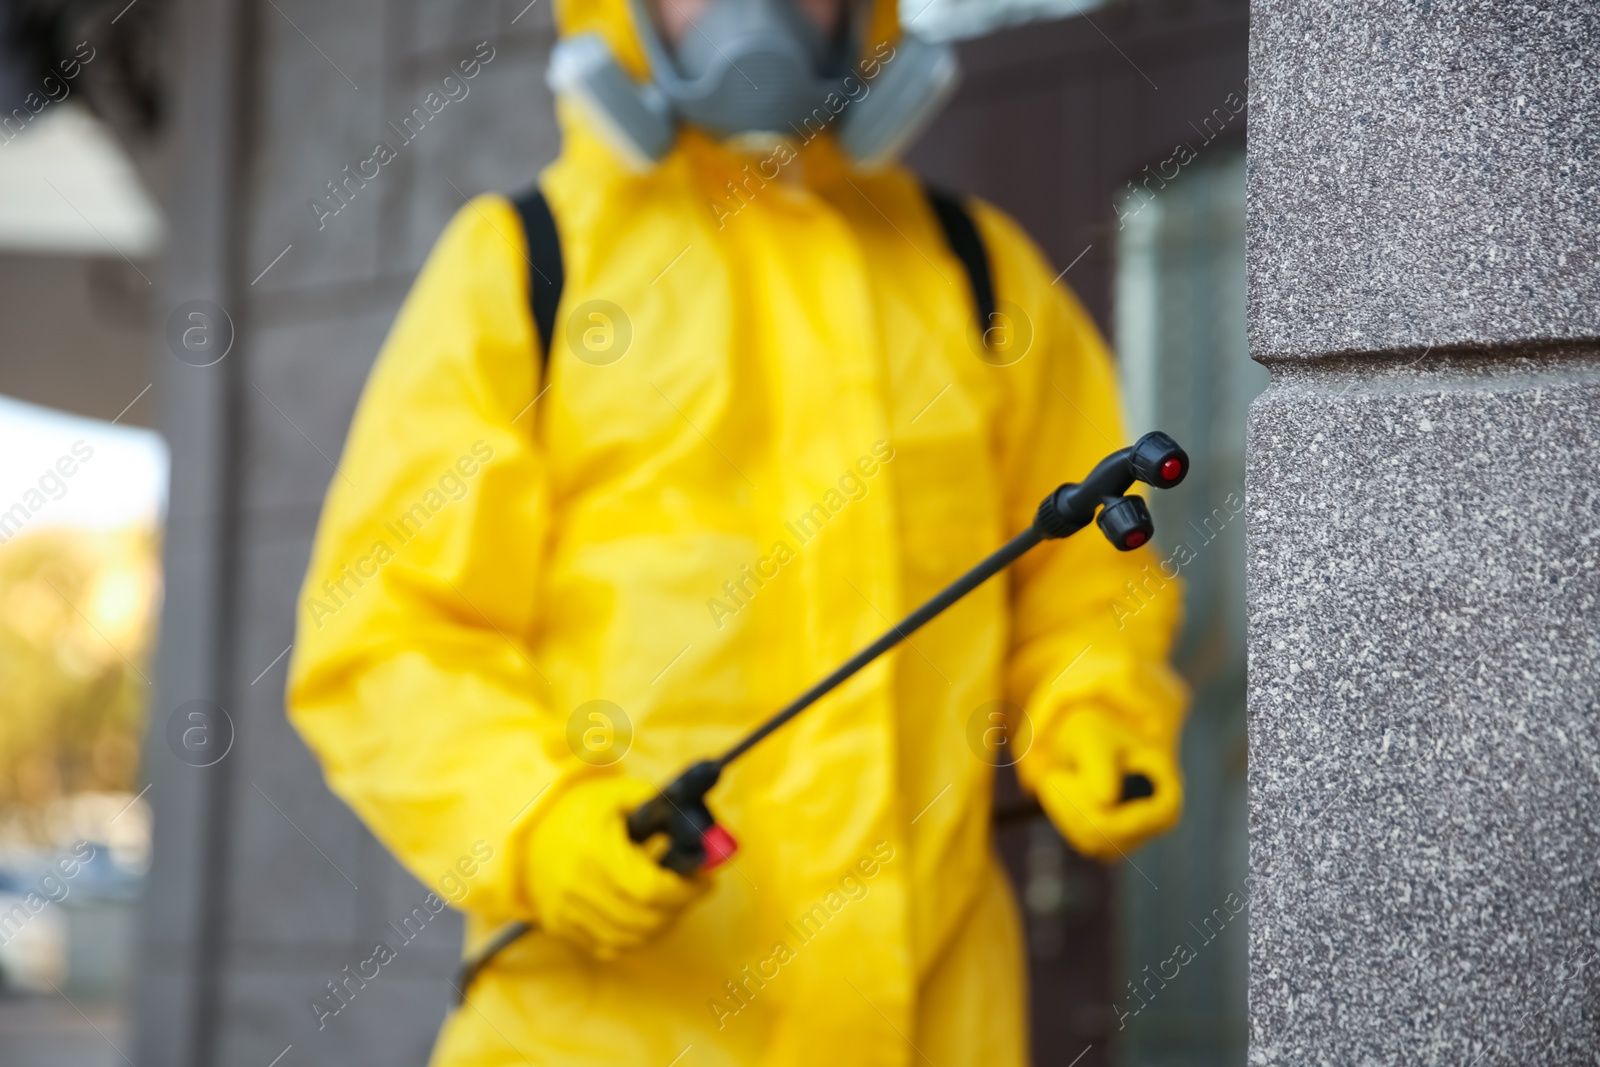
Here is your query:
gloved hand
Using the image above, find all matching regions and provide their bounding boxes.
[1034,707,1183,862]
[525,775,710,959]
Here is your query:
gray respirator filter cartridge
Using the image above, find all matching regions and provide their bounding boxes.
[837,34,960,169]
[547,33,677,168]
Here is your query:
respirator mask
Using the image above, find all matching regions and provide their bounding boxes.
[547,0,959,168]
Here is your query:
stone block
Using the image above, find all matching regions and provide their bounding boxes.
[1247,351,1600,1064]
[213,969,450,1067]
[244,0,392,294]
[242,308,393,516]
[392,46,560,276]
[1248,1,1600,359]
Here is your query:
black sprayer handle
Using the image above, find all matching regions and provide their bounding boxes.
[993,773,1160,827]
[624,760,737,875]
[1121,773,1156,800]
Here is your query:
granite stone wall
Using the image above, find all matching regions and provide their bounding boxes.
[1247,2,1600,1063]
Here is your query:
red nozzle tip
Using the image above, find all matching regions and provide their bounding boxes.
[1124,530,1148,549]
[1160,458,1183,482]
[700,825,739,869]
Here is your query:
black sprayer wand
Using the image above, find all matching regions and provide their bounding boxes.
[451,431,1189,1002]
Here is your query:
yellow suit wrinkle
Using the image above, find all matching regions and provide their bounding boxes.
[817,165,1002,981]
[534,114,917,1067]
[287,195,590,926]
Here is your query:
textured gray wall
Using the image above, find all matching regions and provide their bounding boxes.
[1247,2,1600,1064]
[1248,1,1600,358]
[137,2,561,1065]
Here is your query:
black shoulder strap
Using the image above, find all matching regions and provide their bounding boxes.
[922,183,996,339]
[509,183,992,365]
[509,186,564,371]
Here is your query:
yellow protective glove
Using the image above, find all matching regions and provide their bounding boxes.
[1035,708,1183,862]
[524,775,710,960]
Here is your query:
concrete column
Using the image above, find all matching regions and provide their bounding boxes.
[1247,2,1600,1064]
[135,3,564,1064]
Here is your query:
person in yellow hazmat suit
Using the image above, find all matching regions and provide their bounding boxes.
[286,0,1188,1059]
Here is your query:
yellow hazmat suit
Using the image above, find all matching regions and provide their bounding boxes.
[286,0,1187,1061]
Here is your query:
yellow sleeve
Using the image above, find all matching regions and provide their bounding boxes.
[970,202,1190,791]
[286,195,588,920]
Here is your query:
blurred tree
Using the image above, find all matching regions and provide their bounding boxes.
[0,525,159,844]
